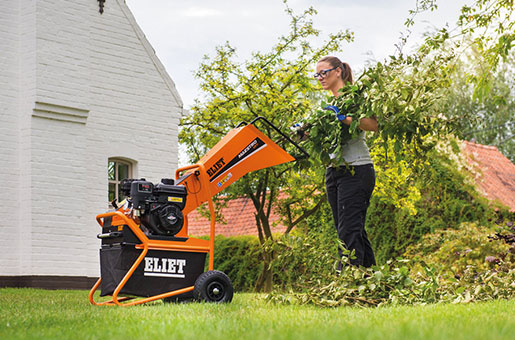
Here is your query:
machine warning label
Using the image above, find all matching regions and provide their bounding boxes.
[217,173,233,188]
[209,137,266,182]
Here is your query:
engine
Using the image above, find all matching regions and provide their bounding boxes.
[120,178,187,237]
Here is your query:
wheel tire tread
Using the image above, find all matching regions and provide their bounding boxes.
[193,270,233,303]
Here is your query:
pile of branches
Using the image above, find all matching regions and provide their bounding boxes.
[265,222,515,307]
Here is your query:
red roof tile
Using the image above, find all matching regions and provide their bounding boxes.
[186,196,286,237]
[462,141,515,211]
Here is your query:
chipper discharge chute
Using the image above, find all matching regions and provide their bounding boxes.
[89,117,307,306]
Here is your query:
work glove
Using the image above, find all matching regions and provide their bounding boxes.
[324,105,347,121]
[290,122,305,139]
[290,122,302,131]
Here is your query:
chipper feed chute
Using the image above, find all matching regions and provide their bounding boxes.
[89,117,306,306]
[177,119,298,219]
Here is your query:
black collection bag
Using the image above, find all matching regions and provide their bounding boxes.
[100,245,206,297]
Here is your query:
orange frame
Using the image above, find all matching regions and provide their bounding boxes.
[88,163,216,307]
[89,118,305,306]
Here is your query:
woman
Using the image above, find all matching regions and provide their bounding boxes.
[314,56,377,268]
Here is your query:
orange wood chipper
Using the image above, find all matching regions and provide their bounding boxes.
[89,117,307,306]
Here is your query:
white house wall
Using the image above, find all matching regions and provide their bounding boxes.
[0,0,23,275]
[0,0,183,278]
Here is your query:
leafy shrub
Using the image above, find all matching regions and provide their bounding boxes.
[405,221,515,277]
[202,235,263,292]
[268,229,339,291]
[203,206,339,292]
[367,138,500,263]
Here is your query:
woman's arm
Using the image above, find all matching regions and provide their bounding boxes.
[341,116,378,132]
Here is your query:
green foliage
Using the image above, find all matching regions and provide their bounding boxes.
[298,106,352,167]
[268,219,339,291]
[273,165,327,234]
[367,138,499,263]
[439,47,515,162]
[299,0,515,166]
[203,235,263,292]
[265,219,515,307]
[342,55,452,156]
[301,51,455,167]
[405,220,515,277]
[369,137,422,217]
[454,0,515,101]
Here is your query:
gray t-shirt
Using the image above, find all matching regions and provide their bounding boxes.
[331,132,373,166]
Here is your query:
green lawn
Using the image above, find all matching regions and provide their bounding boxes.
[0,288,513,340]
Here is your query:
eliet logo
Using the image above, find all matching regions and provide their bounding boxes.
[207,157,225,178]
[143,257,186,278]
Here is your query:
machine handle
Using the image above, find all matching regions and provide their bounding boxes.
[97,232,123,239]
[237,116,309,161]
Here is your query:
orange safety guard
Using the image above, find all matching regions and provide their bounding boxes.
[177,123,294,218]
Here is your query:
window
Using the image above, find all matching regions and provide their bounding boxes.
[108,159,132,202]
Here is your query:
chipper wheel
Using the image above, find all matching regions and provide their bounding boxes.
[193,270,233,303]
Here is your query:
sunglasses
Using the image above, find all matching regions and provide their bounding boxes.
[313,67,338,79]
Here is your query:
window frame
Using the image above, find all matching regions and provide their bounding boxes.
[108,158,133,203]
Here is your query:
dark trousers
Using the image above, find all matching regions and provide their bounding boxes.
[325,164,376,268]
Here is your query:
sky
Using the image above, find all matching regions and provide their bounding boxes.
[125,0,470,108]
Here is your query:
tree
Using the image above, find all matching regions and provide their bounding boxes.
[181,0,515,291]
[441,47,515,161]
[302,0,515,166]
[180,3,352,291]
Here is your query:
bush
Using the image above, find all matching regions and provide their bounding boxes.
[202,235,263,292]
[405,220,515,277]
[200,204,338,292]
[367,139,501,263]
